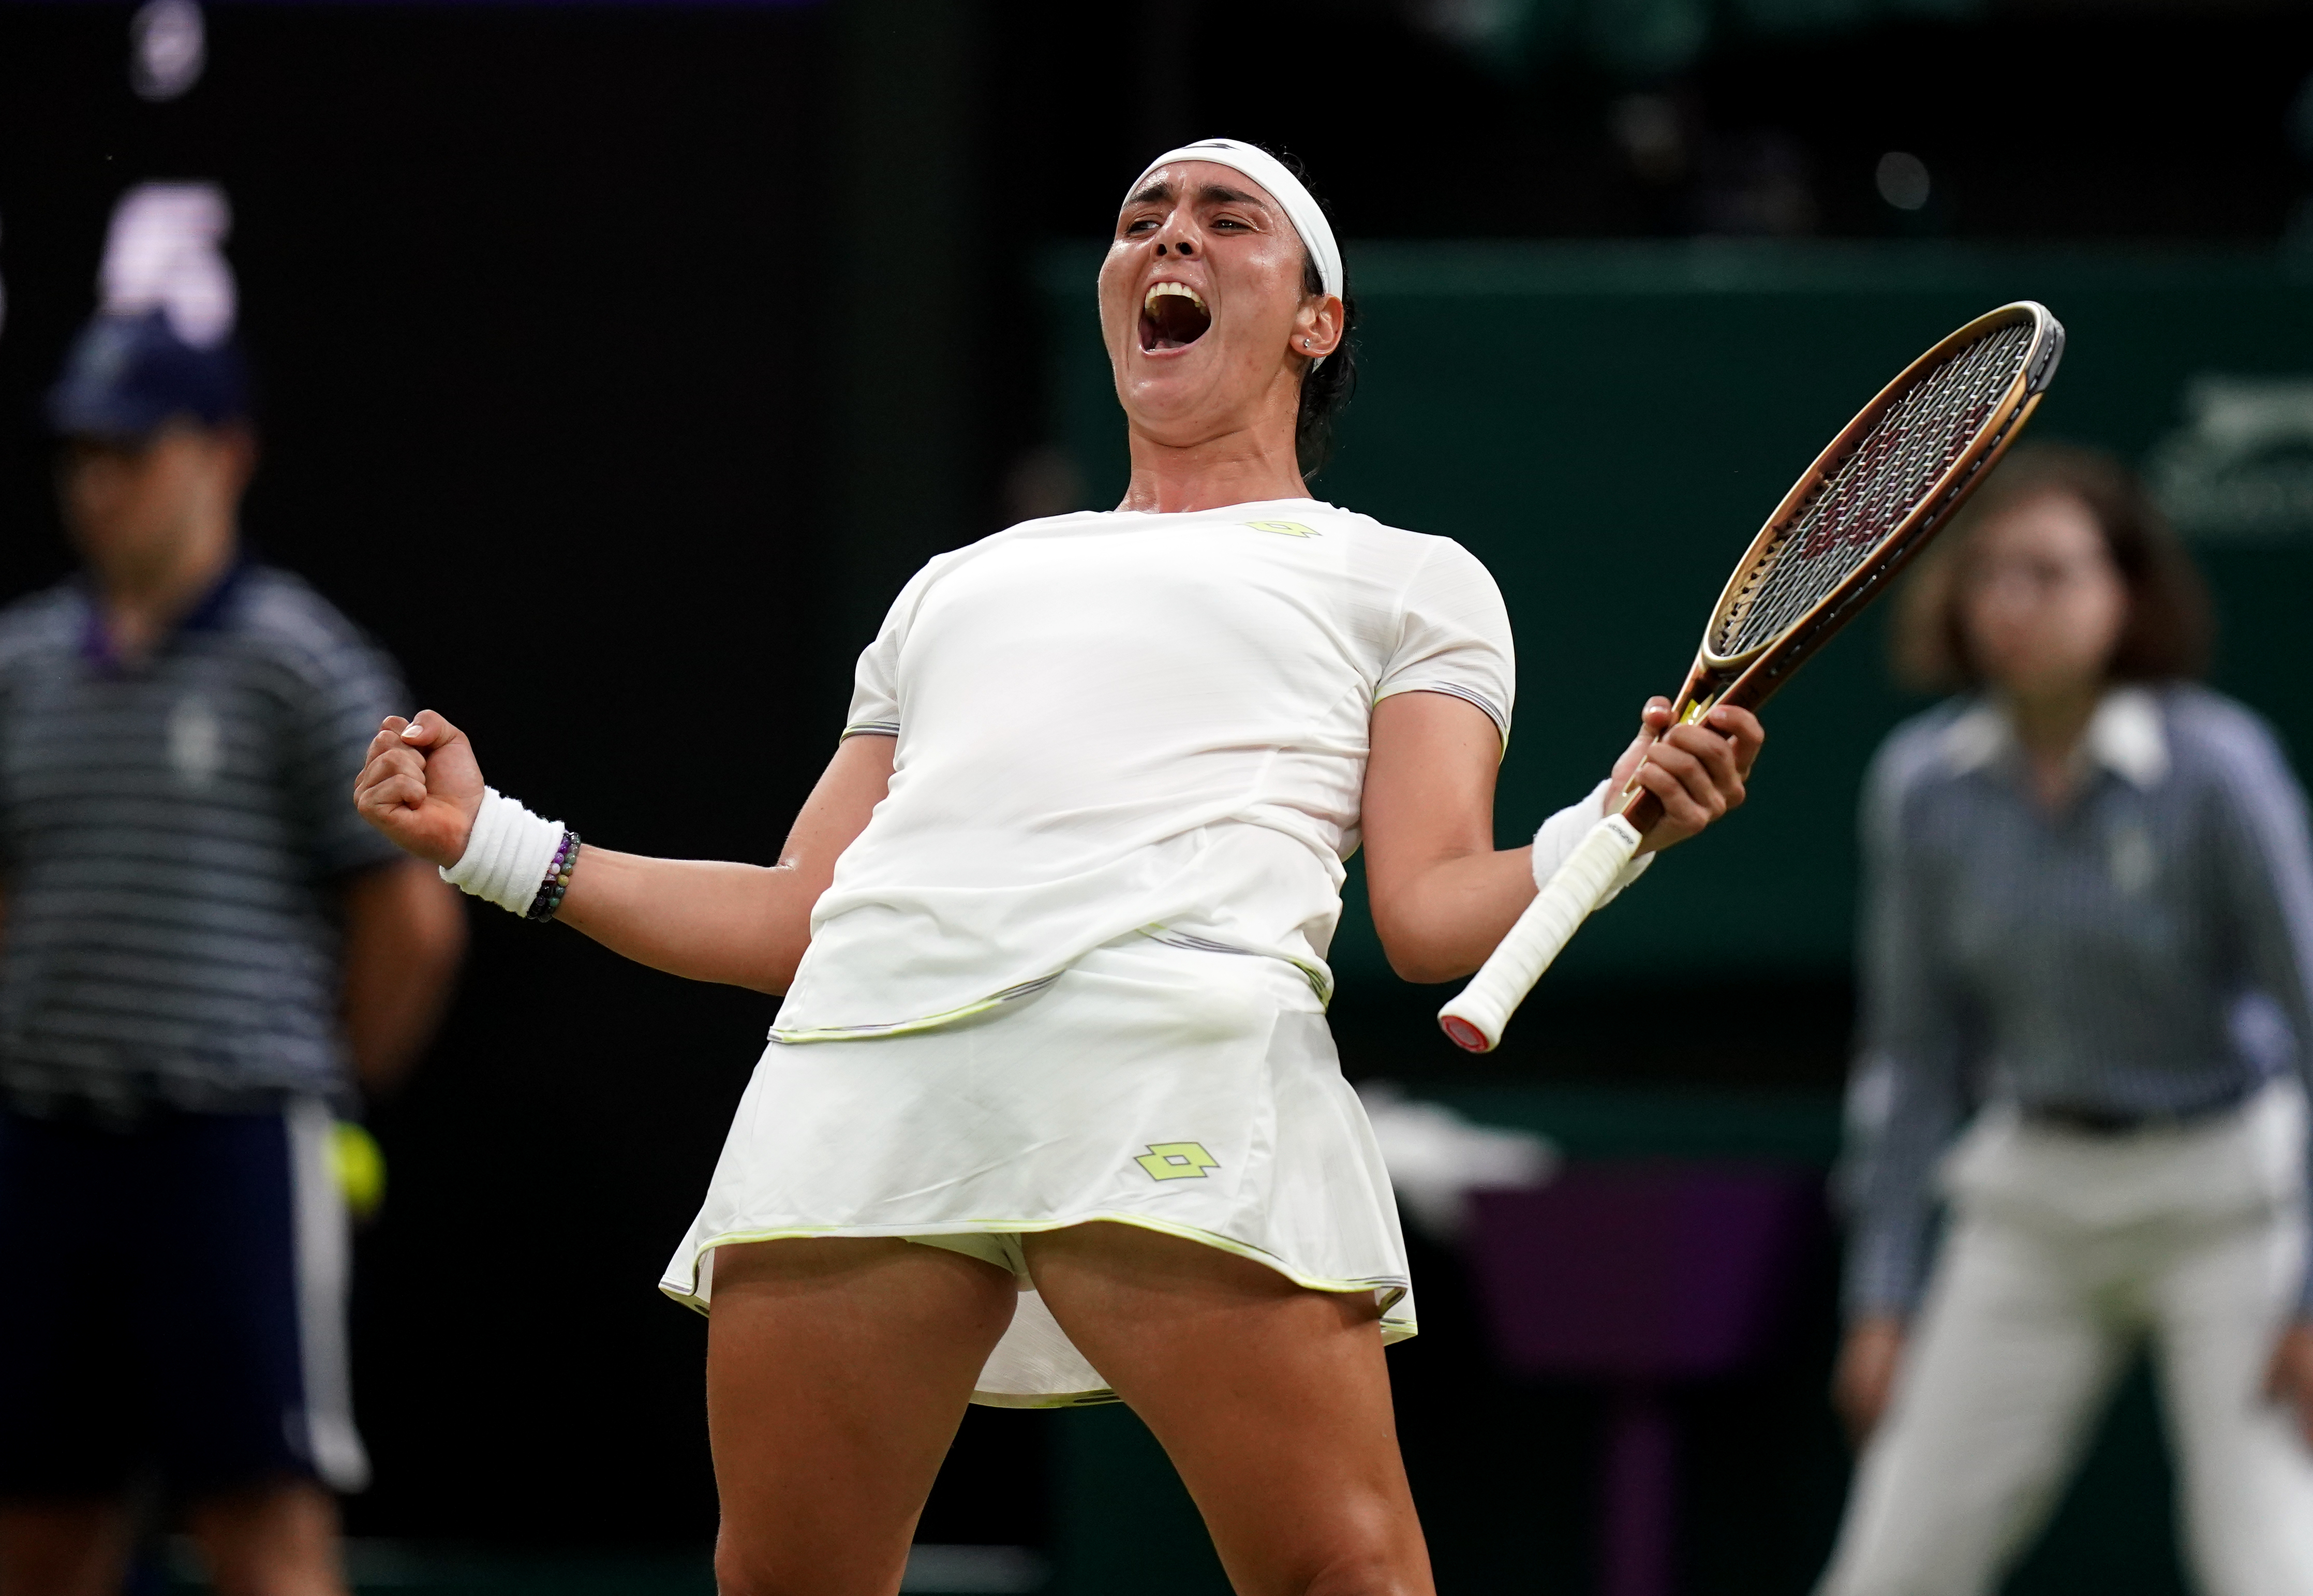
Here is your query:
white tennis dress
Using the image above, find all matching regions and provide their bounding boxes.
[661,496,1542,1407]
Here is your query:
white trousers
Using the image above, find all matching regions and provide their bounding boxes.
[1820,1084,2313,1596]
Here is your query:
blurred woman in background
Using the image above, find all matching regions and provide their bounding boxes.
[1820,445,2313,1596]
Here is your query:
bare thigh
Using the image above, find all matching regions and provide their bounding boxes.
[1026,1223,1431,1596]
[705,1237,1018,1596]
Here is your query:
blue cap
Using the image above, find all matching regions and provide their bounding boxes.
[46,310,249,440]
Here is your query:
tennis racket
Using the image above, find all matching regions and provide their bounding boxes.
[1439,300,2066,1054]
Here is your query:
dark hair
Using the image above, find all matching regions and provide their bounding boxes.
[1890,442,2212,691]
[1272,149,1356,478]
[1296,250,1357,478]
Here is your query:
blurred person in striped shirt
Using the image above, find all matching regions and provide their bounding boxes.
[0,310,465,1596]
[1819,445,2313,1596]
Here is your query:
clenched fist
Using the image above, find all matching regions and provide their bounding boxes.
[353,711,487,868]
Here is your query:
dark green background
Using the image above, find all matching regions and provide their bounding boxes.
[1042,242,2313,989]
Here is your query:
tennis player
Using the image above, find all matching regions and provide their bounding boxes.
[355,140,1763,1595]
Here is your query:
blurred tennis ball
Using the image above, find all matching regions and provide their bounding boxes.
[331,1120,387,1222]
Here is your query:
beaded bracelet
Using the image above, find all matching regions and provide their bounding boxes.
[524,829,581,923]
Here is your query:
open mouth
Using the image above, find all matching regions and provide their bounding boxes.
[1139,282,1211,352]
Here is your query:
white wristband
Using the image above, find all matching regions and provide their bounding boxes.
[1532,779,1652,903]
[439,787,567,916]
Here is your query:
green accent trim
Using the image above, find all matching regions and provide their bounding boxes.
[660,1211,1419,1403]
[770,972,1059,1044]
[1282,956,1335,1009]
[973,1388,1129,1410]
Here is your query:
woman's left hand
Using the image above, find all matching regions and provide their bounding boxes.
[1609,696,1767,855]
[2264,1320,2313,1448]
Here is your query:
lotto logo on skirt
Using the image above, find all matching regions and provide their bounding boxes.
[1136,1142,1220,1181]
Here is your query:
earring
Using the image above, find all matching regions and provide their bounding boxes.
[1302,338,1312,348]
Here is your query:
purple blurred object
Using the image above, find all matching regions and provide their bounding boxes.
[1469,1162,1822,1596]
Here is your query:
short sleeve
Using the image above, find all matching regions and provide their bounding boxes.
[841,567,933,741]
[1375,538,1516,746]
[283,625,409,880]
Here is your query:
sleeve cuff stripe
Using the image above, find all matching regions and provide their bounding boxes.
[1376,682,1509,737]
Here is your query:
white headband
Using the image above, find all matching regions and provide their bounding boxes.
[1129,137,1343,303]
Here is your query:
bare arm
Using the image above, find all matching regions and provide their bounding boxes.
[555,734,894,992]
[352,710,892,996]
[1833,1314,1908,1445]
[338,858,467,1095]
[1360,690,1763,983]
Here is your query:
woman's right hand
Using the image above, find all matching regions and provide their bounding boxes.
[1833,1314,1907,1446]
[353,711,487,869]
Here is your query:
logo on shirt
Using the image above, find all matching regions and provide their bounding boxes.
[1242,520,1319,538]
[168,694,224,789]
[1135,1141,1221,1181]
[2108,823,2157,896]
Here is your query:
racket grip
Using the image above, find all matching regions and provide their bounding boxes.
[1437,814,1644,1054]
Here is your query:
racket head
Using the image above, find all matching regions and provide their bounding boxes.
[1690,301,2064,715]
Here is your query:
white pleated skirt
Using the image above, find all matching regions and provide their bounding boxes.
[659,935,1415,1408]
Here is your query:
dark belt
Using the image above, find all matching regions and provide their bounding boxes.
[2022,1090,2252,1137]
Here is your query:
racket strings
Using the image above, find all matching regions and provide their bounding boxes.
[1713,320,2036,657]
